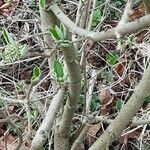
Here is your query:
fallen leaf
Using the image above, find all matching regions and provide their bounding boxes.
[85,124,101,148]
[121,127,142,148]
[99,89,113,105]
[99,89,114,115]
[130,3,145,20]
[114,63,125,76]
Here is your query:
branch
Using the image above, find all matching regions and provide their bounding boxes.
[116,0,135,39]
[118,0,135,25]
[71,123,91,150]
[89,64,150,150]
[49,3,150,41]
[54,44,82,150]
[30,87,66,150]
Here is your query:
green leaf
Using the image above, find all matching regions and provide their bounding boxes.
[55,25,64,40]
[90,95,100,111]
[60,23,67,40]
[3,29,15,45]
[92,9,101,27]
[106,53,118,65]
[116,99,123,112]
[53,59,64,80]
[48,27,60,41]
[144,95,150,103]
[93,9,101,21]
[31,65,41,82]
[39,0,45,9]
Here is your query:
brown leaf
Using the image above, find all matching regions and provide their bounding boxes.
[139,3,145,14]
[99,89,114,115]
[99,89,113,105]
[88,124,101,137]
[5,133,15,144]
[136,30,148,43]
[0,139,5,150]
[121,127,142,143]
[85,124,101,147]
[100,106,109,115]
[130,3,145,21]
[114,63,125,76]
[0,0,20,16]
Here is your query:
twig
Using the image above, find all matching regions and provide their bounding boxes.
[49,3,150,41]
[0,109,23,150]
[31,87,66,150]
[0,114,26,123]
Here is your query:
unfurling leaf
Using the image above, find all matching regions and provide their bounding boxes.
[116,99,123,112]
[48,27,60,41]
[60,23,67,40]
[55,25,64,40]
[31,65,41,82]
[53,59,64,81]
[48,24,67,43]
[3,29,15,45]
[92,9,101,27]
[106,53,118,65]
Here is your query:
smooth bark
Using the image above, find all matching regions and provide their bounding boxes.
[30,88,66,150]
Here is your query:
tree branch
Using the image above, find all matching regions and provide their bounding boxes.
[54,44,82,150]
[30,87,66,150]
[49,3,150,41]
[89,64,150,150]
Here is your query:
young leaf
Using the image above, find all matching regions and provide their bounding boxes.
[93,9,101,21]
[48,27,60,41]
[53,59,64,80]
[39,0,45,9]
[116,99,123,112]
[3,29,15,45]
[106,53,118,65]
[92,9,101,27]
[60,23,67,40]
[31,65,41,82]
[55,25,64,40]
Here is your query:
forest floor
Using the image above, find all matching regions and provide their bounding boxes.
[0,0,150,149]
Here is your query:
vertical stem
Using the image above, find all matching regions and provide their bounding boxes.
[54,44,82,150]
